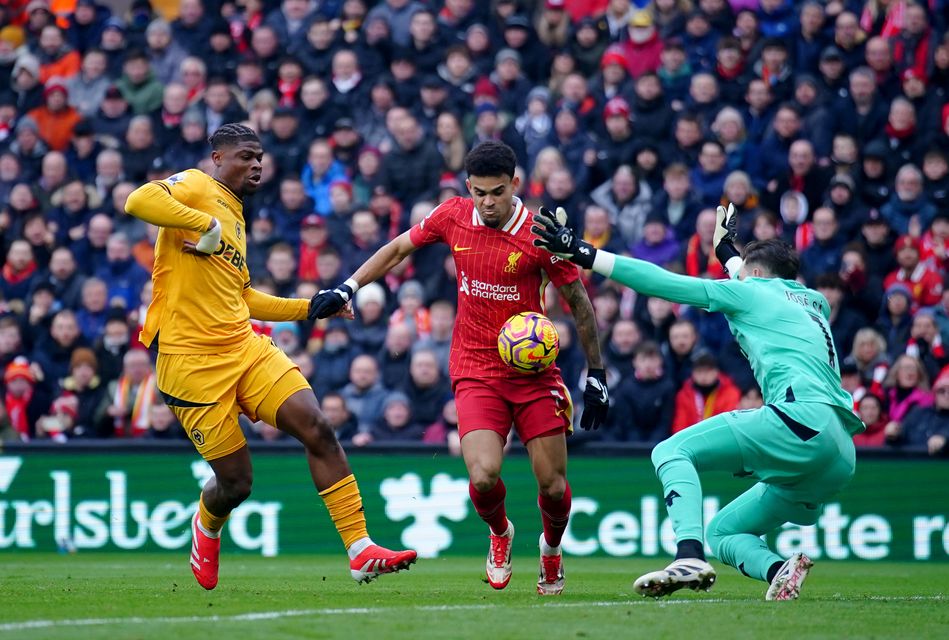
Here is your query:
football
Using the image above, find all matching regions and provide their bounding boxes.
[497,311,560,374]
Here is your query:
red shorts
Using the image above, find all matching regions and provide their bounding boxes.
[453,370,573,444]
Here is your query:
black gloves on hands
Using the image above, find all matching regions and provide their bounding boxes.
[308,283,354,320]
[580,368,609,431]
[531,206,597,270]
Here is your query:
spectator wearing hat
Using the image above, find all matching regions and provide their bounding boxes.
[115,48,163,115]
[144,18,187,86]
[299,212,336,282]
[8,116,48,180]
[362,391,426,445]
[91,85,131,143]
[588,44,631,107]
[791,73,833,157]
[46,346,105,438]
[885,234,943,310]
[513,86,553,172]
[922,148,949,211]
[389,279,431,339]
[97,16,128,77]
[488,47,531,117]
[671,350,741,434]
[825,172,867,241]
[814,44,847,98]
[500,14,549,84]
[856,139,893,209]
[159,108,206,172]
[347,281,388,356]
[878,284,913,359]
[620,10,664,79]
[2,356,52,441]
[11,54,44,113]
[535,0,570,49]
[588,96,635,187]
[65,0,110,55]
[881,164,936,235]
[569,16,609,78]
[0,26,26,90]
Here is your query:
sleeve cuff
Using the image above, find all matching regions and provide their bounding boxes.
[725,257,743,280]
[592,251,615,277]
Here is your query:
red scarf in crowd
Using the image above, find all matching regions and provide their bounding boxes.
[5,388,32,439]
[112,373,156,437]
[685,234,725,279]
[277,77,301,107]
[885,122,916,140]
[906,335,945,360]
[2,259,37,285]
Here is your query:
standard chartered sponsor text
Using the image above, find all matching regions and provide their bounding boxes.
[469,279,521,301]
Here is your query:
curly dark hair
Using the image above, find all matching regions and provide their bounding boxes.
[463,140,516,179]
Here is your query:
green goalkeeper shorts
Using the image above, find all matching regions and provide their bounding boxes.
[720,401,856,508]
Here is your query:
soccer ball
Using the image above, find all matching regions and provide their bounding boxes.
[497,312,560,374]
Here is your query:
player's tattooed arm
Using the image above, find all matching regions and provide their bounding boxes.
[559,280,603,370]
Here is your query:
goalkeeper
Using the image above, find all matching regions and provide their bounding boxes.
[532,204,864,601]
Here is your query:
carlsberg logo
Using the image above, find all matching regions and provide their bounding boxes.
[0,457,280,555]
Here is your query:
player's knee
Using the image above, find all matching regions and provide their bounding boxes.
[221,475,253,506]
[469,467,500,493]
[538,475,566,501]
[297,412,340,453]
[650,438,677,470]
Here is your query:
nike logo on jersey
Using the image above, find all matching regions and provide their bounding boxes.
[453,245,472,252]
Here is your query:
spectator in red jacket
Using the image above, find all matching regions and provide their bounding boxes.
[619,10,663,79]
[671,351,741,434]
[883,234,943,311]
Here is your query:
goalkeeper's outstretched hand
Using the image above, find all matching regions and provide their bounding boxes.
[531,206,596,270]
[713,203,741,274]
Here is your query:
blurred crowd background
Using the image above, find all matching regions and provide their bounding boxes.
[0,0,948,455]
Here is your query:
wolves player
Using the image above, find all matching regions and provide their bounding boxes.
[310,141,608,595]
[532,204,862,601]
[125,123,416,590]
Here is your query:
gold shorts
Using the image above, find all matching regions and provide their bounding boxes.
[156,333,311,460]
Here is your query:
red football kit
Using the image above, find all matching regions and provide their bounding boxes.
[408,196,579,442]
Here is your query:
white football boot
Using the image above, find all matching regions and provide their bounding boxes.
[486,520,515,589]
[633,558,716,598]
[765,553,814,601]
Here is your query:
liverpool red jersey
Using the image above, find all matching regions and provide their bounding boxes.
[409,196,580,380]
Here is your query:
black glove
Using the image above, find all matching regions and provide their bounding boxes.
[580,368,609,431]
[713,203,740,269]
[531,206,597,270]
[308,282,354,320]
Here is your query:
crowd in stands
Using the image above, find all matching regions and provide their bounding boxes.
[0,0,948,456]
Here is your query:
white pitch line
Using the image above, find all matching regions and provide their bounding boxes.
[1,596,944,633]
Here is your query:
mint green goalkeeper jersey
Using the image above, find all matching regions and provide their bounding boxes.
[603,255,865,435]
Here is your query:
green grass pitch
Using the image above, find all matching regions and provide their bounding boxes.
[2,554,947,639]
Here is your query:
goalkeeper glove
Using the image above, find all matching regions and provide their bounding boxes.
[194,218,222,254]
[580,368,609,431]
[531,206,597,270]
[713,203,741,275]
[308,279,358,320]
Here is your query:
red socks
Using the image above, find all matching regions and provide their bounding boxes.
[469,479,508,535]
[538,481,572,548]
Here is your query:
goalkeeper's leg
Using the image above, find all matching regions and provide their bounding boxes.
[634,413,748,597]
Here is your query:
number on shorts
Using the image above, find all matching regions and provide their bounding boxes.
[807,312,836,368]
